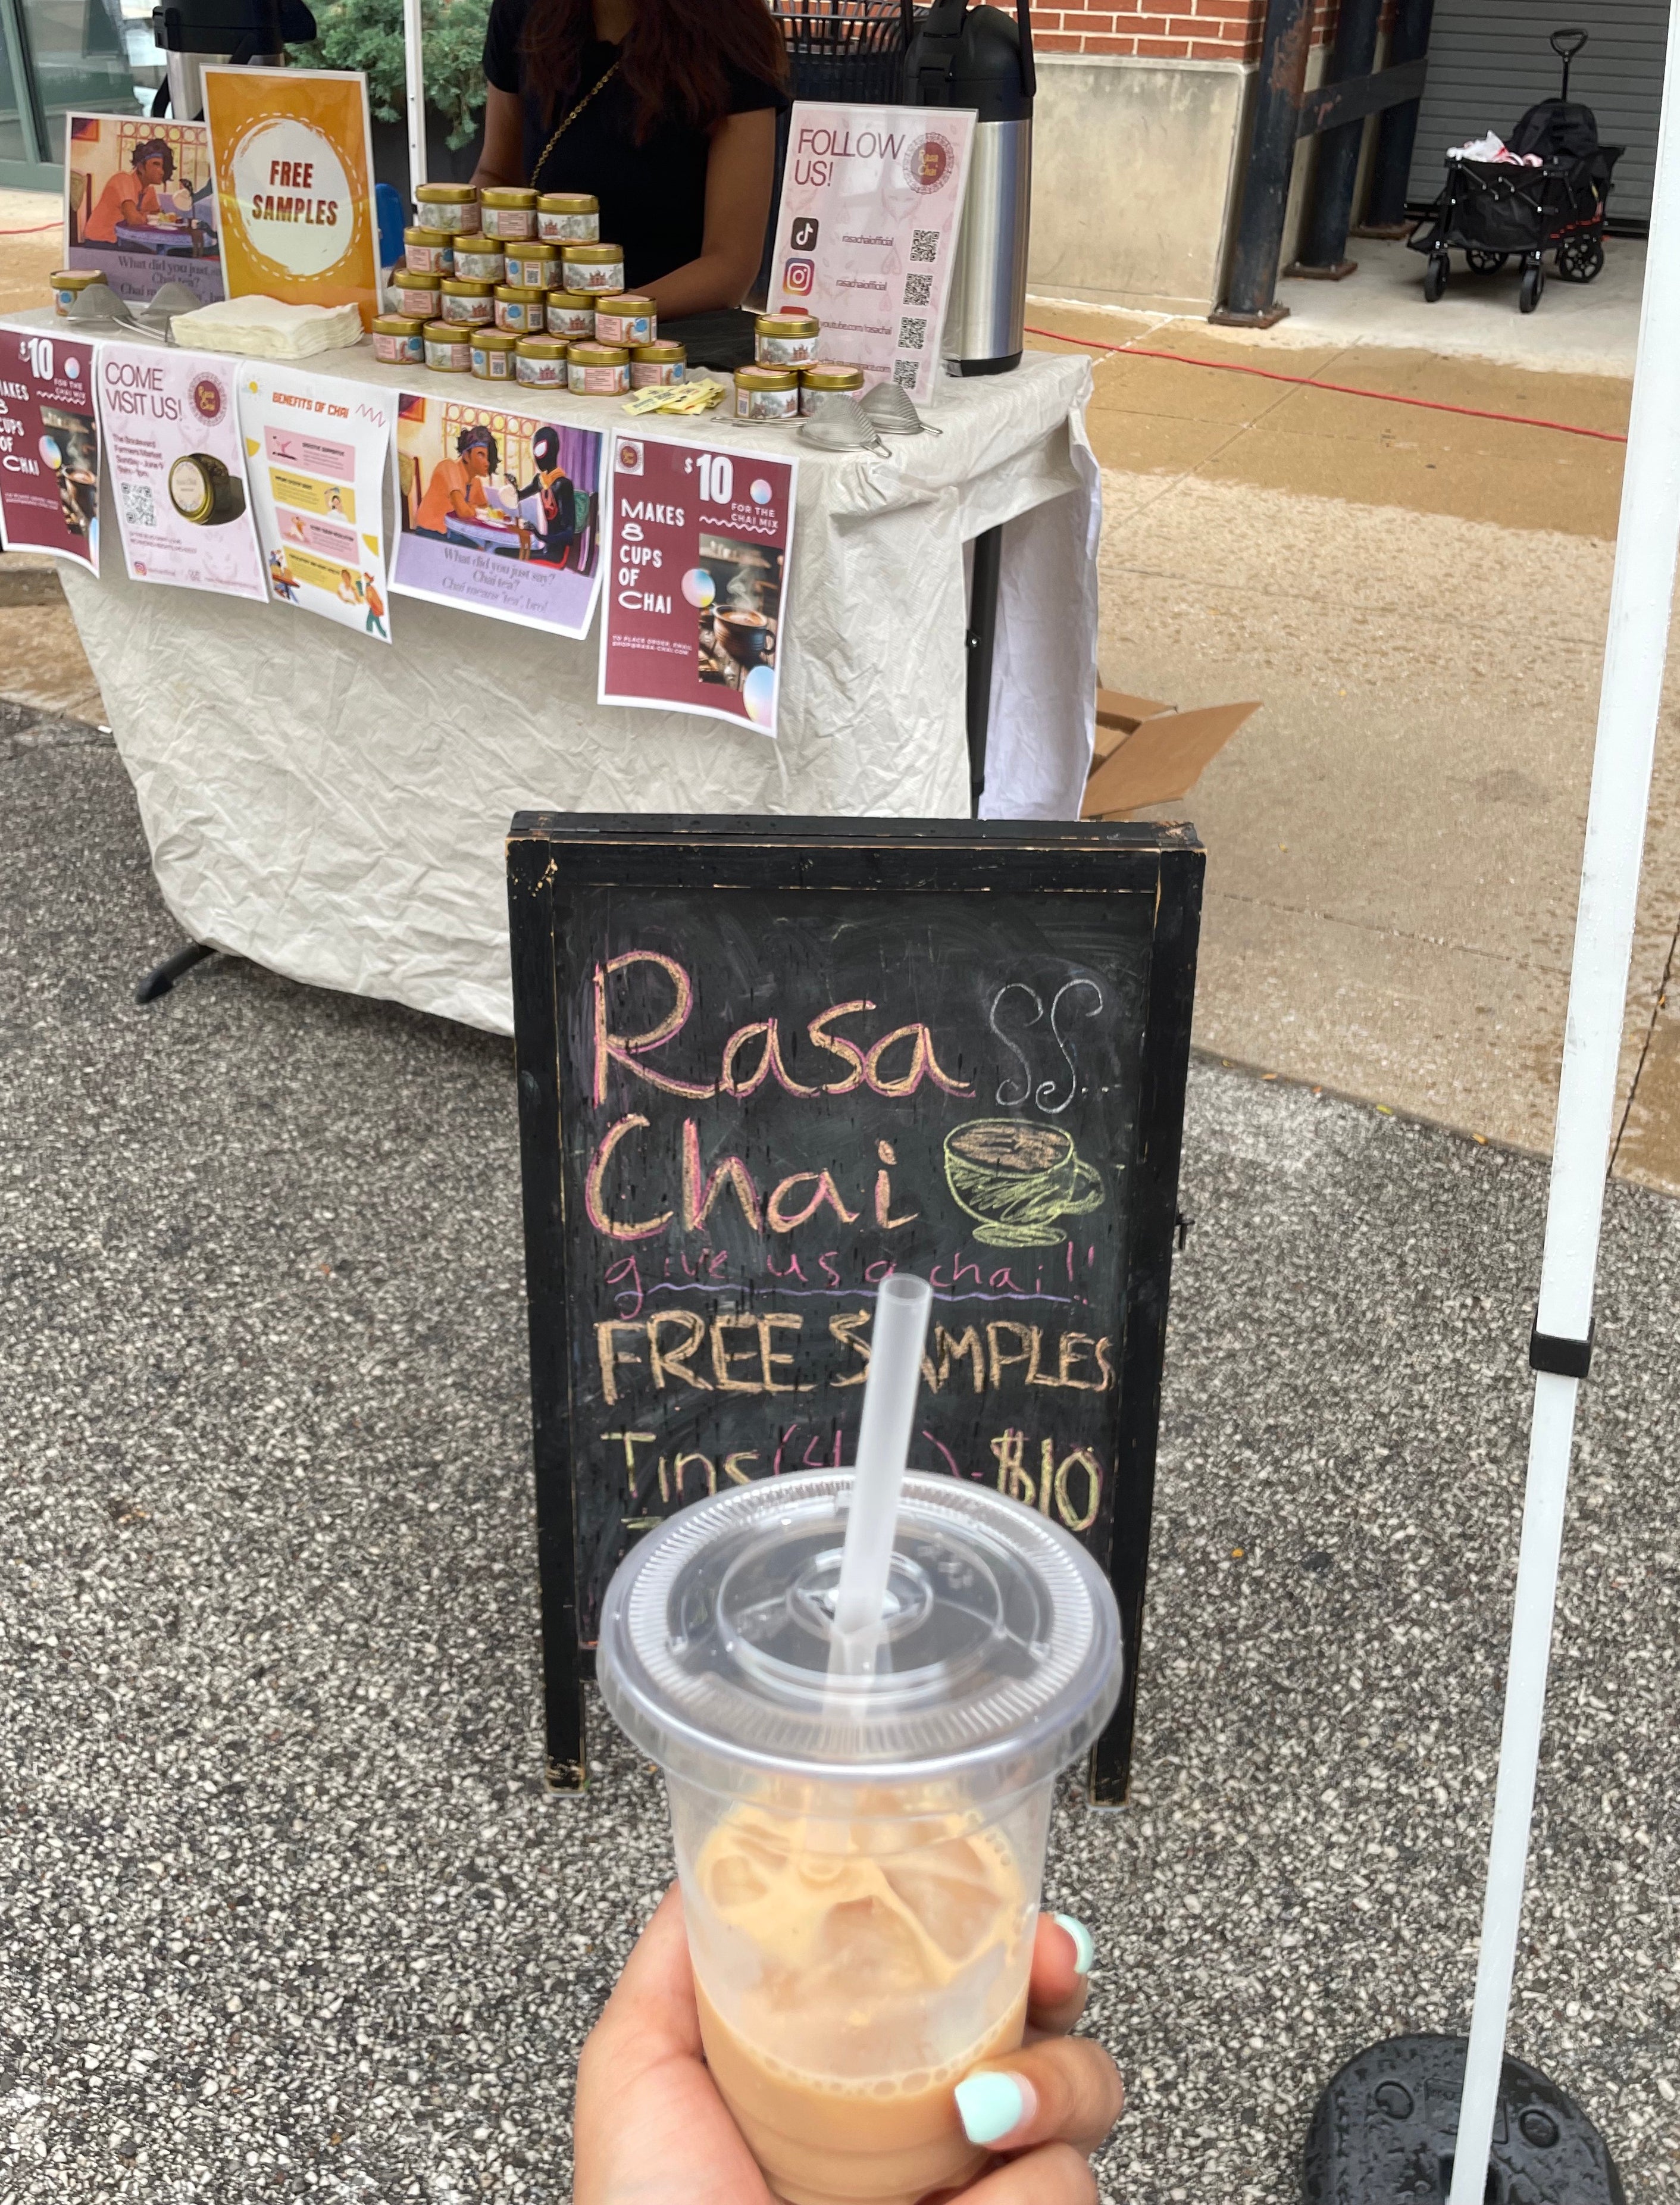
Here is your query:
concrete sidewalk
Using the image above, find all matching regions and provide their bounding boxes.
[4,730,1678,2204]
[1023,306,1680,1197]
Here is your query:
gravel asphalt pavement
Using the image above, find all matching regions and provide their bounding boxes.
[2,723,1677,2202]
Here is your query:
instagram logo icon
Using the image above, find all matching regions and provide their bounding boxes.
[783,255,815,297]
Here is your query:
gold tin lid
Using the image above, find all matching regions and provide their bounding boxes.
[167,452,228,523]
[423,318,471,341]
[480,186,537,208]
[440,277,495,296]
[633,340,685,362]
[373,313,428,335]
[403,226,448,246]
[539,192,598,212]
[597,293,655,315]
[562,243,623,263]
[736,364,799,390]
[568,340,630,365]
[391,265,437,286]
[53,267,107,288]
[801,361,864,389]
[756,314,821,338]
[473,327,520,349]
[450,236,502,262]
[495,283,549,303]
[417,182,477,204]
[517,335,571,358]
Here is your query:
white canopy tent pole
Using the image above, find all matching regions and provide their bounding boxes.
[404,0,428,201]
[1446,4,1680,2198]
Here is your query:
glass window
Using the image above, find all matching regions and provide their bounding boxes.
[22,0,163,157]
[0,29,32,163]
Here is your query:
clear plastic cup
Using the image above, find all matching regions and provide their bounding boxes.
[596,1469,1124,2205]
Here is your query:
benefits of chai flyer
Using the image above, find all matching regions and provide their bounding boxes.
[203,67,378,325]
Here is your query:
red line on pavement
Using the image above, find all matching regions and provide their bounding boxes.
[1024,324,1631,445]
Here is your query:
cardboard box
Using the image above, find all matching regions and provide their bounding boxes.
[1082,682,1260,821]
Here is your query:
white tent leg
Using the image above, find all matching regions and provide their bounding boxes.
[1446,4,1680,2200]
[405,0,428,201]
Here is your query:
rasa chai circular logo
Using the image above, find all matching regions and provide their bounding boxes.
[190,373,226,425]
[902,132,956,193]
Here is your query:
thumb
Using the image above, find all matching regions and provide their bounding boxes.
[953,2036,1124,2158]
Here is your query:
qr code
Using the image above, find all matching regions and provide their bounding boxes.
[898,317,928,352]
[911,228,939,264]
[120,480,155,529]
[902,271,932,306]
[892,359,919,389]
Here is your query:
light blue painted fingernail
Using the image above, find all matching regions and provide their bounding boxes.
[1054,1912,1096,1974]
[956,2070,1029,2146]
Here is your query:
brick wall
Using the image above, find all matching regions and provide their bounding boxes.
[1030,0,1351,65]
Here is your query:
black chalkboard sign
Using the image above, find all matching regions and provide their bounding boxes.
[508,816,1203,1804]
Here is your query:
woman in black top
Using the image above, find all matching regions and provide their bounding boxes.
[475,0,788,352]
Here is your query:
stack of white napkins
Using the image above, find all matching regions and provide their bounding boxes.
[170,295,364,359]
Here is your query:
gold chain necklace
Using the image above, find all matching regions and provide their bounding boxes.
[530,60,621,189]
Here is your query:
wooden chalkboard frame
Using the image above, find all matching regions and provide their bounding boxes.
[508,815,1205,1806]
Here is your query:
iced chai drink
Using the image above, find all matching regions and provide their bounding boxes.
[596,1471,1124,2205]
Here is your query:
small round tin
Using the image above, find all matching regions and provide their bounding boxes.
[52,267,107,314]
[494,283,549,334]
[537,191,599,244]
[389,268,441,320]
[503,241,559,288]
[799,361,865,413]
[562,243,625,294]
[756,314,822,368]
[630,340,686,388]
[594,293,656,347]
[734,364,800,420]
[450,234,505,284]
[372,312,427,365]
[567,340,630,395]
[439,277,496,327]
[515,334,570,387]
[479,186,537,241]
[546,297,596,339]
[471,327,519,380]
[423,321,473,373]
[402,227,454,275]
[414,183,477,232]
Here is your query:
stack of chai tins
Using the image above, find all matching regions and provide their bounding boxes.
[736,314,864,421]
[372,184,686,396]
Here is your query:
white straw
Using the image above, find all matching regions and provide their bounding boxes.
[830,1272,933,1671]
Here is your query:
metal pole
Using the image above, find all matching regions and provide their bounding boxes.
[1446,4,1680,2199]
[1286,0,1382,277]
[965,525,1003,815]
[1356,0,1435,235]
[403,0,427,199]
[1209,0,1312,326]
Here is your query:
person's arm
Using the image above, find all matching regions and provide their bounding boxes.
[642,107,776,319]
[474,83,527,189]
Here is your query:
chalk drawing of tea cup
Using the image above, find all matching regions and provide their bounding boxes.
[943,1118,1105,1247]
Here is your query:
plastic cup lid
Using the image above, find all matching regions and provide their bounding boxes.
[596,1471,1122,1807]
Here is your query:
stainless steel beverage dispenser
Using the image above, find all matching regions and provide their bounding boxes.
[149,0,315,118]
[906,0,1036,375]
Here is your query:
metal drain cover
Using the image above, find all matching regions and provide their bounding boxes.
[1303,2034,1623,2205]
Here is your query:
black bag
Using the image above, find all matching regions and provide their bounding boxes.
[1508,98,1601,161]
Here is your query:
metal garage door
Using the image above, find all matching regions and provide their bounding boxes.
[1408,0,1666,224]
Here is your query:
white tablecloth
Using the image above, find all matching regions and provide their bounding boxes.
[45,323,1099,1034]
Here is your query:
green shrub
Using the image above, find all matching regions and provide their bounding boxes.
[301,0,490,149]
